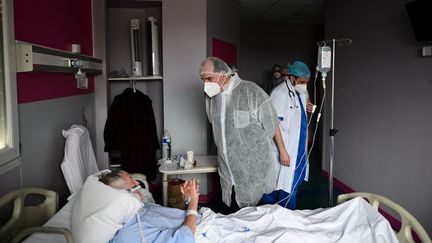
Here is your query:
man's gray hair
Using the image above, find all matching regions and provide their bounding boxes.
[200,56,232,75]
[99,170,126,188]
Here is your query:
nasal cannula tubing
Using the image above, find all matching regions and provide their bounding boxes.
[136,208,147,243]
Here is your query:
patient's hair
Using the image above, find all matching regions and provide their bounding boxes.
[99,170,126,188]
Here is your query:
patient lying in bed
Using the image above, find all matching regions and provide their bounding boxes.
[112,198,398,243]
[99,170,199,243]
[72,170,398,243]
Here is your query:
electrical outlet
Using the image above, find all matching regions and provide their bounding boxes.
[422,46,432,57]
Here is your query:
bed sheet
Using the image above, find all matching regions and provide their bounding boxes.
[22,196,398,243]
[195,197,398,243]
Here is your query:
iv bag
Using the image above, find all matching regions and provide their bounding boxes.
[317,46,331,74]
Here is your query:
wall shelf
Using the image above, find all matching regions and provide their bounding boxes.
[108,75,162,81]
[15,41,103,74]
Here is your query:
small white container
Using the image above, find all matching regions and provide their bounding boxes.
[187,151,194,162]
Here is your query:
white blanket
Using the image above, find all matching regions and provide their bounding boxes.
[196,197,398,243]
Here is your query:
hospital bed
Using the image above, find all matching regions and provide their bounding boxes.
[337,192,431,243]
[1,189,430,243]
[0,173,151,243]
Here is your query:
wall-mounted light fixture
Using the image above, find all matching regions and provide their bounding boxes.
[15,41,103,74]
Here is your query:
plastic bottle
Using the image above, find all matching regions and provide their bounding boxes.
[162,129,171,160]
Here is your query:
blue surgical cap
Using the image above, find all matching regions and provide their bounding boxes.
[287,61,311,78]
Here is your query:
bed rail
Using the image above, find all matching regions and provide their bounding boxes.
[0,188,58,243]
[337,192,431,243]
[11,226,74,243]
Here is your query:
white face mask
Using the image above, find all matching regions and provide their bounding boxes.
[294,84,308,94]
[201,70,232,97]
[204,82,221,97]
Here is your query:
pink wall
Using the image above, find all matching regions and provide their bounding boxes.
[14,0,94,103]
[212,38,237,65]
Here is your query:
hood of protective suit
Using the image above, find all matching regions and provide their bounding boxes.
[221,74,239,95]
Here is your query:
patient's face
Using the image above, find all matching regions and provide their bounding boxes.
[120,172,139,190]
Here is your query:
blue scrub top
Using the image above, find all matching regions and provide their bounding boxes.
[297,96,307,166]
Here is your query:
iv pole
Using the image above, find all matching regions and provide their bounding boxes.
[317,38,352,207]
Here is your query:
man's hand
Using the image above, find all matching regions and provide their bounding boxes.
[279,149,291,166]
[306,100,315,113]
[180,178,200,202]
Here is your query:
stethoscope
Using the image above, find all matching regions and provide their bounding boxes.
[284,81,299,109]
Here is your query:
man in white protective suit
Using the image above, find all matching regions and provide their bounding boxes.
[200,56,279,213]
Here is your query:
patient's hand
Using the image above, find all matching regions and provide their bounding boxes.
[181,178,200,202]
[181,178,199,234]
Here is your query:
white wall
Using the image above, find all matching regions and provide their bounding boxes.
[324,0,432,234]
[93,0,109,168]
[20,94,95,203]
[0,160,21,197]
[162,0,208,155]
[162,0,240,195]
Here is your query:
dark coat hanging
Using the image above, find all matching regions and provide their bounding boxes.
[104,88,160,180]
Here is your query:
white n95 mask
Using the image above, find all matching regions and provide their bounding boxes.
[294,84,308,94]
[204,82,221,97]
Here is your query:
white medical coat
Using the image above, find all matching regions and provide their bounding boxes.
[270,81,309,193]
[61,125,99,194]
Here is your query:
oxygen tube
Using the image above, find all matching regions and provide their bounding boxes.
[136,207,147,243]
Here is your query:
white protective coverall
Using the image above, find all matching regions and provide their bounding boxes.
[206,73,279,207]
[270,80,309,193]
[61,125,99,194]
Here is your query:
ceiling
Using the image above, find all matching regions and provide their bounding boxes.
[237,0,326,24]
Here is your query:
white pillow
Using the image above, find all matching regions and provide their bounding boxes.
[71,170,143,243]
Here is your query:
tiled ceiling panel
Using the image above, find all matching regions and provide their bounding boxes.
[237,0,326,24]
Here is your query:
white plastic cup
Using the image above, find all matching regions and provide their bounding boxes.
[186,151,194,162]
[71,44,81,54]
[184,160,193,169]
